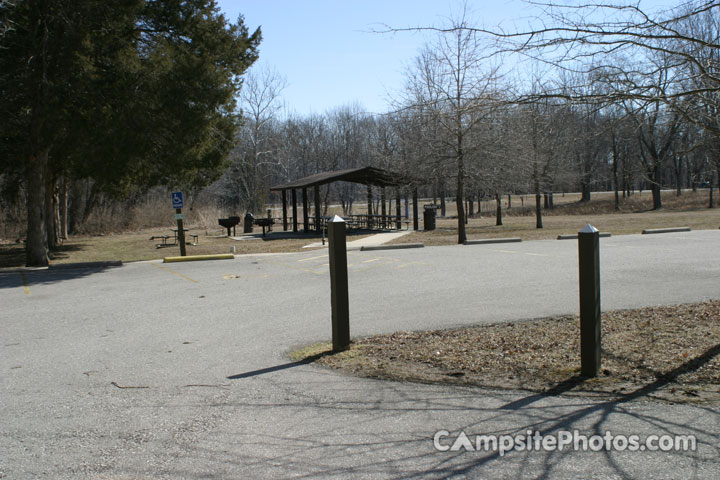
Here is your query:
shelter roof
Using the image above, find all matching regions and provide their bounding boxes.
[270,166,416,191]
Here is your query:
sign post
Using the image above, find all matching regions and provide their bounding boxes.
[578,224,601,377]
[328,215,350,352]
[172,192,187,257]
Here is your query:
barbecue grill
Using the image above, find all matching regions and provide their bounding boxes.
[218,216,241,236]
[254,217,275,237]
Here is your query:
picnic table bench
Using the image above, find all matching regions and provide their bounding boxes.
[149,235,172,248]
[150,230,198,248]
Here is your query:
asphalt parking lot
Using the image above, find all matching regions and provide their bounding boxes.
[1,231,719,478]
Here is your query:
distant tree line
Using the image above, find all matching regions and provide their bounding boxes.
[2,1,718,262]
[211,1,718,244]
[209,0,719,243]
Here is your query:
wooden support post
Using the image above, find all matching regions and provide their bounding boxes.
[412,188,419,231]
[282,190,288,231]
[579,224,601,377]
[367,185,373,216]
[292,189,298,233]
[302,187,309,233]
[314,185,321,232]
[396,191,402,229]
[328,215,350,352]
[381,188,387,228]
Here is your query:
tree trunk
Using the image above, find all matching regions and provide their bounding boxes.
[81,182,100,225]
[495,192,502,226]
[581,181,591,202]
[52,182,61,246]
[674,155,682,196]
[710,183,714,208]
[535,190,543,229]
[613,149,620,211]
[60,177,68,240]
[651,182,662,210]
[46,174,59,250]
[507,194,511,209]
[322,185,331,216]
[456,158,466,244]
[26,149,50,266]
[651,165,662,210]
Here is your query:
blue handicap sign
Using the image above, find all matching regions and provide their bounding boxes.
[171,191,184,209]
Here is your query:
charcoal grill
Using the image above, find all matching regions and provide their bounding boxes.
[253,217,275,237]
[218,216,241,236]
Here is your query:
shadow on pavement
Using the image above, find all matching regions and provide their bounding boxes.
[0,262,123,290]
[227,351,333,379]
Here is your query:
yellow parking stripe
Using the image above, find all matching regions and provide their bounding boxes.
[362,258,382,263]
[150,263,198,283]
[395,261,430,269]
[20,272,30,295]
[297,255,326,263]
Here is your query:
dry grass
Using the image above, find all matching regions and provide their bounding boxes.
[294,301,720,405]
[0,226,376,268]
[395,198,720,246]
[422,189,716,219]
[2,190,718,267]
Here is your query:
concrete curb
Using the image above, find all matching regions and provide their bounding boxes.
[163,254,235,263]
[557,233,612,240]
[0,266,50,273]
[48,261,123,270]
[360,243,424,252]
[463,238,522,245]
[642,227,691,235]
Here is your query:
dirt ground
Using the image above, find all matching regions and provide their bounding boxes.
[0,228,374,268]
[292,300,720,405]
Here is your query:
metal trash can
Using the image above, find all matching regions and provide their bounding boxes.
[243,212,254,233]
[423,205,437,231]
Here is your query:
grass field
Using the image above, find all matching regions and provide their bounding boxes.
[1,190,718,268]
[396,208,720,246]
[0,229,332,268]
[392,190,720,245]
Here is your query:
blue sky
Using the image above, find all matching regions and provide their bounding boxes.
[216,0,679,116]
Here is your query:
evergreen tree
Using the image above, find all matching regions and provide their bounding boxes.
[0,0,260,266]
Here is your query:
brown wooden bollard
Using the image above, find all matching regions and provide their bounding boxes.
[578,224,601,377]
[328,215,350,352]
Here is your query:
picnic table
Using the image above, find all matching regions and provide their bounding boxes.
[170,228,198,245]
[306,214,409,232]
[348,214,407,230]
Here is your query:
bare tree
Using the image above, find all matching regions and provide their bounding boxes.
[220,66,287,213]
[397,7,503,243]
